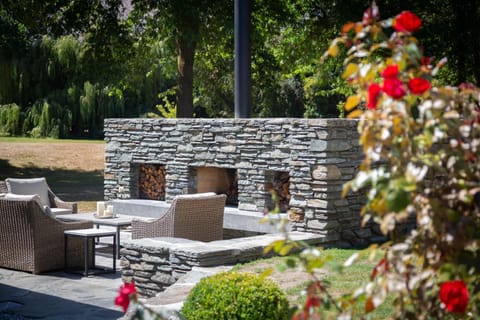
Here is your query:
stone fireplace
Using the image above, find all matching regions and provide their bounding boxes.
[104,118,380,246]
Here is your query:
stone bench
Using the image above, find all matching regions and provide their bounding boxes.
[120,231,324,298]
[109,199,291,234]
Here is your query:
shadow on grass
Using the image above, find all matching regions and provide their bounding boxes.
[0,159,104,202]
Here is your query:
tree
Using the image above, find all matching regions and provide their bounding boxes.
[0,0,169,138]
[131,0,230,118]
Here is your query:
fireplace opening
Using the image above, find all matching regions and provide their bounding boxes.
[264,170,290,213]
[139,164,166,200]
[189,166,238,206]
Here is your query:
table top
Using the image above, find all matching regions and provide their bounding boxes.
[64,228,117,237]
[57,212,135,226]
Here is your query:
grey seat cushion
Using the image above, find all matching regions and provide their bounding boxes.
[175,192,217,199]
[5,178,50,207]
[49,207,72,215]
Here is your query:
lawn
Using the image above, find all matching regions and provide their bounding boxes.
[0,137,104,211]
[235,248,394,318]
[0,137,393,318]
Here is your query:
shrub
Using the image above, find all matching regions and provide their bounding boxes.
[0,103,22,136]
[181,271,289,320]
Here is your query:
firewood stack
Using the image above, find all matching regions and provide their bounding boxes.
[225,173,239,205]
[266,172,290,212]
[139,164,166,200]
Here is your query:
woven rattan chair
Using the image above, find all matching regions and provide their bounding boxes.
[131,193,227,242]
[0,197,93,274]
[1,178,78,214]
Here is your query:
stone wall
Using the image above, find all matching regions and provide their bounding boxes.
[104,118,383,247]
[120,232,324,298]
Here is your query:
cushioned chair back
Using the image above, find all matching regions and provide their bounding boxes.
[5,177,50,207]
[172,194,227,242]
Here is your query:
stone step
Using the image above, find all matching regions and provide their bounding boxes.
[143,265,234,316]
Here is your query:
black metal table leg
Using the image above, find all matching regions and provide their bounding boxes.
[84,237,88,276]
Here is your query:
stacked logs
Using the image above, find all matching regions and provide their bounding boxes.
[139,164,166,200]
[226,172,238,205]
[265,172,290,212]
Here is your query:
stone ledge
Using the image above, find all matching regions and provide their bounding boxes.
[110,199,291,234]
[121,232,325,297]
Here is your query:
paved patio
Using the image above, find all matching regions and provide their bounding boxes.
[0,260,124,319]
[0,227,129,319]
[0,228,324,319]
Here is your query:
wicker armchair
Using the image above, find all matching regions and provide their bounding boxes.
[131,193,227,242]
[1,178,77,214]
[0,197,93,274]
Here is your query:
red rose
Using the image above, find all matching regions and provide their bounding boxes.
[115,282,137,313]
[439,280,469,314]
[381,65,400,78]
[367,83,382,109]
[393,11,422,33]
[408,78,431,94]
[383,78,406,99]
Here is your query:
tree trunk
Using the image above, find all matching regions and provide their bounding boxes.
[176,38,196,118]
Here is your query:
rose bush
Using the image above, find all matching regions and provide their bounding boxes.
[268,1,479,319]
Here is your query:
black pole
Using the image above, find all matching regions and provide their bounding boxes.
[234,0,252,118]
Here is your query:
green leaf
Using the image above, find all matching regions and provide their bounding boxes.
[385,188,409,213]
[279,243,293,256]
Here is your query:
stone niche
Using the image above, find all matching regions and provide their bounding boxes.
[189,166,238,206]
[138,163,166,200]
[104,118,383,247]
[264,170,290,213]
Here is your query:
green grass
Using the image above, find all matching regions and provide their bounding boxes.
[235,248,394,318]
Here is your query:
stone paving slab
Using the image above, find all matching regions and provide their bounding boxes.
[0,263,124,320]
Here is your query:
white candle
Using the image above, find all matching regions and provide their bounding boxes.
[106,205,114,215]
[97,202,105,216]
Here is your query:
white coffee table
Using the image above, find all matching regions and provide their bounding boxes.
[57,212,134,258]
[64,228,116,276]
